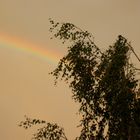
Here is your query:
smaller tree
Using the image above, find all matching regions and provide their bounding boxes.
[19,116,68,140]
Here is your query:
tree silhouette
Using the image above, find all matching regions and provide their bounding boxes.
[19,116,68,140]
[19,20,140,140]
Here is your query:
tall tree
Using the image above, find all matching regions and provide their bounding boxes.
[19,20,140,140]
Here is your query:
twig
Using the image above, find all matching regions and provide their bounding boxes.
[128,43,140,63]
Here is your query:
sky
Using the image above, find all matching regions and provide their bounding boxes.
[0,0,140,139]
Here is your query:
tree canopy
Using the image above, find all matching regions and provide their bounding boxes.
[19,20,140,140]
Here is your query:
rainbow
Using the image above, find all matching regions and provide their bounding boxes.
[0,33,61,64]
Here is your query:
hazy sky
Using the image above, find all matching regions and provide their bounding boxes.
[0,0,140,139]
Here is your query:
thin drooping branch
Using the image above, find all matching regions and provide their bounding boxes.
[72,24,103,55]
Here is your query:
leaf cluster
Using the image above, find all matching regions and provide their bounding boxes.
[19,116,67,140]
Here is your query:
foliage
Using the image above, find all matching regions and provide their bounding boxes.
[19,116,68,140]
[19,20,140,140]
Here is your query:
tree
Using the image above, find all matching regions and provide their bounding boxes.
[19,20,140,140]
[19,116,68,140]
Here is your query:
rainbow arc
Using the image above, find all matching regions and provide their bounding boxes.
[0,33,61,64]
